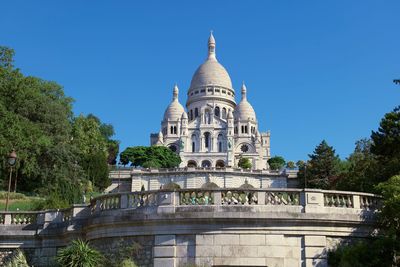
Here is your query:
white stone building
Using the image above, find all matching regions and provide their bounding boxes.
[151,33,271,170]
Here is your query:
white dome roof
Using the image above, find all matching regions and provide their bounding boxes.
[164,85,185,121]
[234,83,256,121]
[189,32,233,91]
[189,59,233,90]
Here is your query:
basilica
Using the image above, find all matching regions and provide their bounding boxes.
[151,33,271,170]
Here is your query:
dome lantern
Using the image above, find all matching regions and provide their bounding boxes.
[163,84,185,121]
[208,31,216,60]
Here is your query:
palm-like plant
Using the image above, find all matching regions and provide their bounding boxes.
[4,249,29,267]
[56,239,103,267]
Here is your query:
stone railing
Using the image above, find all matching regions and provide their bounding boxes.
[0,189,381,227]
[131,167,279,175]
[0,204,88,227]
[89,188,381,214]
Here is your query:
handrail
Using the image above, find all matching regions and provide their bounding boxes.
[0,188,382,226]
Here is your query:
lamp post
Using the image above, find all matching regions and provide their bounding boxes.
[5,150,17,211]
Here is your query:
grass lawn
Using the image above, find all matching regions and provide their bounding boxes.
[0,191,43,211]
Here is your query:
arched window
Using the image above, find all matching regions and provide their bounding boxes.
[195,108,199,118]
[204,132,210,148]
[201,160,211,168]
[192,142,195,152]
[217,134,223,152]
[216,160,225,168]
[190,110,193,120]
[245,126,248,134]
[205,110,211,124]
[170,126,174,134]
[234,127,238,134]
[187,160,197,168]
[222,108,227,119]
[241,125,244,134]
[215,106,220,117]
[174,126,177,134]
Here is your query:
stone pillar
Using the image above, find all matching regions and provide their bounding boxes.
[212,191,221,205]
[153,235,176,267]
[120,194,128,209]
[4,214,11,225]
[303,190,325,213]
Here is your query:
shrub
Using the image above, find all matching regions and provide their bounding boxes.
[0,191,27,200]
[3,250,29,267]
[56,239,103,267]
[238,158,252,169]
[119,259,138,267]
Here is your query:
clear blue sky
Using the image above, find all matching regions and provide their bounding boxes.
[1,1,399,161]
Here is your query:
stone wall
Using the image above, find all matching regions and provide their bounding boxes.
[0,189,380,267]
[91,236,154,267]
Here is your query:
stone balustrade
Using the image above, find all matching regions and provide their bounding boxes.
[0,189,383,267]
[130,166,280,175]
[0,189,380,227]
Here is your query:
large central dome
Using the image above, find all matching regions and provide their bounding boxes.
[186,33,236,108]
[189,58,233,90]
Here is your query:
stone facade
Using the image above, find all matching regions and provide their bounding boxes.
[0,189,380,267]
[151,33,271,170]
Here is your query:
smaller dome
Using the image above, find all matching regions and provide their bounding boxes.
[164,85,185,121]
[234,83,256,121]
[181,111,188,119]
[227,109,233,119]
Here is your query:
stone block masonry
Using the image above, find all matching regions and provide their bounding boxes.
[0,189,380,267]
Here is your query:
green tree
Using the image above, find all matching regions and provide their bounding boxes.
[376,175,400,243]
[0,46,82,202]
[286,161,295,169]
[0,46,118,206]
[296,160,305,168]
[120,146,181,168]
[238,157,252,169]
[336,139,379,193]
[371,106,400,184]
[328,176,400,266]
[87,114,120,165]
[268,156,285,170]
[298,140,340,189]
[72,115,111,190]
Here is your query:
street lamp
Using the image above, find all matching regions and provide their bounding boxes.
[5,150,17,211]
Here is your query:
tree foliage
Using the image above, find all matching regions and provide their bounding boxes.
[298,140,340,189]
[370,106,400,184]
[267,156,285,170]
[286,161,295,169]
[120,146,181,168]
[238,157,252,169]
[3,249,29,267]
[0,46,117,205]
[336,139,379,192]
[328,175,400,266]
